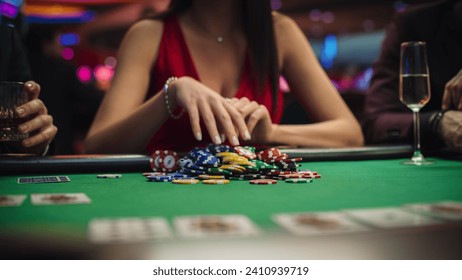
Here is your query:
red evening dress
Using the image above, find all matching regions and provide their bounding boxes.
[146,16,283,153]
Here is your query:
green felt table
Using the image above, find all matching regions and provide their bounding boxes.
[1,157,462,259]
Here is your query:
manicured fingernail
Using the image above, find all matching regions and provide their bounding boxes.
[26,82,34,89]
[231,136,240,146]
[195,132,202,141]
[16,107,25,117]
[244,130,251,140]
[221,133,226,143]
[214,135,222,144]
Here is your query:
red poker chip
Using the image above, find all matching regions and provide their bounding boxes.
[280,174,305,179]
[266,171,292,176]
[266,176,287,181]
[257,148,281,160]
[149,157,162,171]
[265,154,289,163]
[153,150,179,172]
[150,151,165,171]
[234,146,256,159]
[258,148,280,155]
[250,179,278,185]
[282,157,302,163]
[298,170,319,175]
[302,174,322,179]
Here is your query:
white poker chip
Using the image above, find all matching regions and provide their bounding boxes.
[97,174,122,178]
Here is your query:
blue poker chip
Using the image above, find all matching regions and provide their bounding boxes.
[207,144,233,154]
[183,163,207,171]
[195,154,219,166]
[180,168,207,175]
[167,172,193,178]
[188,148,212,160]
[178,157,194,168]
[147,175,173,182]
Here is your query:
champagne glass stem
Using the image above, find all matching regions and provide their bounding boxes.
[411,109,424,161]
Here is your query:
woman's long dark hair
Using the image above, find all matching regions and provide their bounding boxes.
[154,0,279,107]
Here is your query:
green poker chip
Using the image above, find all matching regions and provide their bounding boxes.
[207,168,233,176]
[285,178,312,184]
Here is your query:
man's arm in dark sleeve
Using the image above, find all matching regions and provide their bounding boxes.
[362,13,414,145]
[0,24,33,154]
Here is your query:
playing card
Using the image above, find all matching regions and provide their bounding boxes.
[17,176,71,184]
[174,214,260,238]
[273,211,369,236]
[404,201,462,221]
[87,217,173,244]
[0,195,27,207]
[344,207,440,229]
[31,193,90,205]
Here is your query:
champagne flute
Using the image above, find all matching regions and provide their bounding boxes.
[399,41,434,165]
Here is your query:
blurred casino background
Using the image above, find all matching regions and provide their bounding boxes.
[0,0,436,153]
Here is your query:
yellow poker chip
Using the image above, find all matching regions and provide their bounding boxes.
[202,179,230,185]
[219,165,245,173]
[198,174,225,180]
[222,155,247,162]
[220,164,246,171]
[216,152,239,158]
[172,179,199,185]
[222,158,252,166]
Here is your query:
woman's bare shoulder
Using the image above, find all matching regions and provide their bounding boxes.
[125,18,163,40]
[272,11,307,60]
[272,11,299,34]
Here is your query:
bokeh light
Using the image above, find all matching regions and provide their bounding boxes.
[76,65,92,83]
[94,65,114,82]
[309,9,322,22]
[321,11,335,24]
[104,56,117,69]
[61,47,75,60]
[59,33,80,46]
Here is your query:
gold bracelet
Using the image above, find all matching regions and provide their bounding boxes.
[163,77,185,120]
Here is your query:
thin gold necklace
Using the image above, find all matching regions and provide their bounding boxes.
[192,18,232,43]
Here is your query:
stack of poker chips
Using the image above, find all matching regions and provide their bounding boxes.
[145,145,321,185]
[149,150,180,173]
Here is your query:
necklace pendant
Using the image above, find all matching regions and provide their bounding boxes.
[217,36,224,43]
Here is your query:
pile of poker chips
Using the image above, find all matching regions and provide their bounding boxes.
[145,144,321,185]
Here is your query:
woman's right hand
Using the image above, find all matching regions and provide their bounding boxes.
[169,77,251,146]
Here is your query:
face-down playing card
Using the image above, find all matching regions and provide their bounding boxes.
[174,214,260,238]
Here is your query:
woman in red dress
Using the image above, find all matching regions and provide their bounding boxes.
[84,0,363,154]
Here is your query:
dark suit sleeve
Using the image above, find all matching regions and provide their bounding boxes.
[361,12,437,147]
[0,25,32,154]
[0,24,31,82]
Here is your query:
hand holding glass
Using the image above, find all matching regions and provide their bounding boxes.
[399,41,434,165]
[0,82,29,142]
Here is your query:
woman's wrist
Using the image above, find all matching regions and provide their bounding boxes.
[163,77,184,119]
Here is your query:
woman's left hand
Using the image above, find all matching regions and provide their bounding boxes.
[228,97,273,144]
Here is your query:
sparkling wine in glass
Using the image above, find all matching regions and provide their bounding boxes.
[399,41,434,165]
